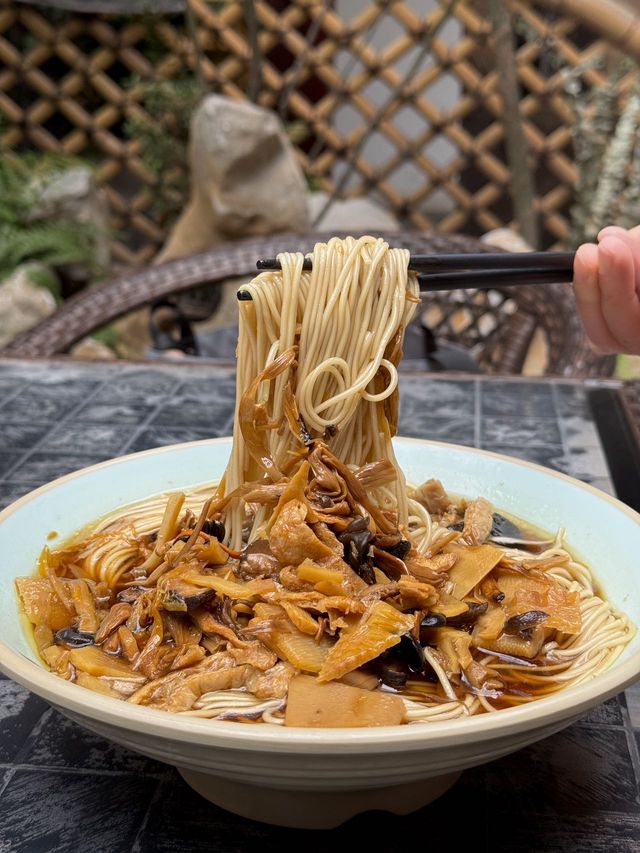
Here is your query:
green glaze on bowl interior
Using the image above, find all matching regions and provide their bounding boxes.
[0,438,638,828]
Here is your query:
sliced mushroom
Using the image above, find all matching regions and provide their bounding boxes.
[157,577,216,613]
[117,586,147,604]
[372,547,407,581]
[445,601,488,628]
[420,612,447,629]
[504,610,548,637]
[238,539,281,579]
[54,628,94,649]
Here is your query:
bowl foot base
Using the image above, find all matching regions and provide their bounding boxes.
[177,767,462,828]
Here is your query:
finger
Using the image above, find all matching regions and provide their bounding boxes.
[598,236,640,353]
[598,224,640,247]
[597,227,640,292]
[598,225,629,241]
[573,243,619,353]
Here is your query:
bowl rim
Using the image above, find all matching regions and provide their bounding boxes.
[1,436,639,752]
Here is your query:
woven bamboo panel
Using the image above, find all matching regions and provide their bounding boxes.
[0,1,635,266]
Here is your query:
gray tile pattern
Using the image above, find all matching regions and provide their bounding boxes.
[0,359,637,853]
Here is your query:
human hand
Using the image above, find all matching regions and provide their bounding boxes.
[573,225,640,355]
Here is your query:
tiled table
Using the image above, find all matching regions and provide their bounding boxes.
[0,359,638,853]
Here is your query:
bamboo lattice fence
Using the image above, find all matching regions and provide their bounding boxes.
[1,0,638,266]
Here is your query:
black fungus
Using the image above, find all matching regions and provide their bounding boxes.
[385,539,411,560]
[202,519,226,541]
[491,513,523,539]
[420,612,447,629]
[445,601,488,628]
[504,610,548,637]
[358,562,377,585]
[396,633,425,672]
[377,656,409,689]
[338,516,375,584]
[54,628,94,648]
[375,634,424,685]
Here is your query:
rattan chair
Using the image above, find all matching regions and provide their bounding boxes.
[1,230,614,377]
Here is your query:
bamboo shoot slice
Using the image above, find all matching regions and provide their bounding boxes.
[318,600,413,683]
[271,630,333,673]
[497,572,581,633]
[285,674,405,727]
[16,577,73,632]
[69,646,139,678]
[444,543,503,598]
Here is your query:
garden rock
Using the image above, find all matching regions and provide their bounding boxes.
[0,265,57,349]
[158,95,309,261]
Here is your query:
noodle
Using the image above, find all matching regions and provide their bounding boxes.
[15,237,634,728]
[224,237,419,549]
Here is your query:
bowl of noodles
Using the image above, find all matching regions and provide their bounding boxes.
[1,237,639,829]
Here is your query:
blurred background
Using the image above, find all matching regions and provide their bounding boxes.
[1,0,639,374]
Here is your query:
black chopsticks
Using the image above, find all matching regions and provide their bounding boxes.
[415,266,573,291]
[237,251,576,301]
[256,251,576,274]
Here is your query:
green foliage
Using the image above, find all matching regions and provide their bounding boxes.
[285,120,311,146]
[0,153,104,284]
[25,266,62,303]
[124,76,207,223]
[91,324,120,352]
[306,174,323,192]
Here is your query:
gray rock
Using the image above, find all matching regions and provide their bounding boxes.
[308,191,400,231]
[194,95,309,235]
[0,265,57,349]
[159,96,309,261]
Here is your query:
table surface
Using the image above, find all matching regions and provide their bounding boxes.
[0,359,639,853]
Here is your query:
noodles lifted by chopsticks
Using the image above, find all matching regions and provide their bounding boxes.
[224,236,420,550]
[16,236,634,727]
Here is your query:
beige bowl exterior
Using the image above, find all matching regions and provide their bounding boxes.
[0,439,639,828]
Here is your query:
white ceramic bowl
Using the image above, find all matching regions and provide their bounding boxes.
[1,438,639,829]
